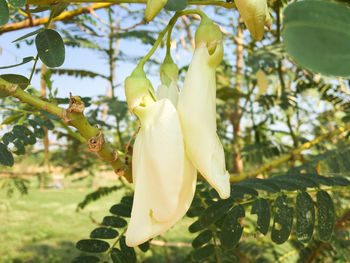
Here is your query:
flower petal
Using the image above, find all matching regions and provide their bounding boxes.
[126,99,197,246]
[177,44,230,199]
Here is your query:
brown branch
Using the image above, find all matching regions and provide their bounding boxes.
[0,77,128,180]
[0,3,114,34]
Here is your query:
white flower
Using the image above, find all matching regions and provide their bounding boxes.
[235,0,272,40]
[177,19,230,199]
[125,98,197,247]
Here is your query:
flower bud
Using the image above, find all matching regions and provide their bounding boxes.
[145,0,168,22]
[160,55,178,87]
[195,16,223,57]
[157,55,179,106]
[235,0,271,40]
[125,66,155,113]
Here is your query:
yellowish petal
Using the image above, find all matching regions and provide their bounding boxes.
[157,82,179,106]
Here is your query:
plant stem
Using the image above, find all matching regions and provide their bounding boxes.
[212,230,221,263]
[26,0,235,8]
[100,228,127,263]
[0,77,126,176]
[138,9,205,68]
[28,54,39,84]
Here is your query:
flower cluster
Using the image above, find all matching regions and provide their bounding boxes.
[124,17,231,247]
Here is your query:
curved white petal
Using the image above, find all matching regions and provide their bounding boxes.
[126,99,197,246]
[177,43,230,199]
[157,82,179,107]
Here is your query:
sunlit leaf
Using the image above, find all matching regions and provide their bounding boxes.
[282,0,350,77]
[35,29,65,67]
[0,0,9,26]
[164,0,188,11]
[0,57,35,70]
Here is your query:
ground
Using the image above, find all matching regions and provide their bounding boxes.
[0,177,195,263]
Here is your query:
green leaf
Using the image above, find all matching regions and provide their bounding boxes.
[217,87,246,101]
[76,239,110,253]
[13,139,25,155]
[192,244,215,261]
[119,236,136,263]
[0,56,35,69]
[13,125,36,145]
[102,216,127,228]
[296,192,315,243]
[111,248,125,263]
[90,227,118,239]
[0,143,14,166]
[2,113,23,125]
[0,74,29,98]
[35,29,65,67]
[77,186,119,210]
[192,230,212,249]
[164,0,188,11]
[199,198,234,228]
[186,206,205,217]
[231,184,258,199]
[2,132,16,145]
[110,204,132,218]
[281,173,318,188]
[0,0,9,26]
[317,190,335,242]
[50,2,69,18]
[8,0,25,8]
[121,195,133,206]
[138,241,150,252]
[237,178,280,193]
[189,220,204,233]
[12,28,45,43]
[282,0,350,77]
[114,31,156,45]
[251,198,270,235]
[271,195,294,244]
[220,205,245,249]
[72,256,100,263]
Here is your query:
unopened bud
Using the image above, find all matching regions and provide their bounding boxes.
[125,66,155,113]
[145,0,168,22]
[235,0,271,40]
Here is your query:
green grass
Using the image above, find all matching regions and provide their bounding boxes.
[0,178,195,263]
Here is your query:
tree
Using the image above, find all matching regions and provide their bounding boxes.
[1,0,350,262]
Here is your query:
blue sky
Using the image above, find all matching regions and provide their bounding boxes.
[0,5,204,101]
